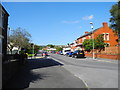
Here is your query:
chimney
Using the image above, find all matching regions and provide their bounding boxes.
[102,22,108,28]
[85,31,89,34]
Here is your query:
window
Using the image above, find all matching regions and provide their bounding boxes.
[0,36,2,54]
[105,43,110,47]
[2,11,5,28]
[102,33,105,40]
[106,33,109,41]
[118,34,120,39]
[88,36,91,39]
[102,33,109,41]
[82,37,86,42]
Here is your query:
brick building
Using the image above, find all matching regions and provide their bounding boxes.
[70,22,120,60]
[71,22,118,51]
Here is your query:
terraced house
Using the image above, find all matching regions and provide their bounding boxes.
[0,4,9,61]
[0,4,9,89]
[70,22,119,60]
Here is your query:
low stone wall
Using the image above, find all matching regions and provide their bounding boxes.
[85,53,120,60]
[2,54,27,88]
[2,60,21,86]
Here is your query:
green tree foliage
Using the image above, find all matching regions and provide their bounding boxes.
[8,27,31,53]
[47,44,55,48]
[83,39,93,50]
[109,1,120,34]
[83,35,105,51]
[25,44,42,54]
[94,35,105,49]
[56,47,63,51]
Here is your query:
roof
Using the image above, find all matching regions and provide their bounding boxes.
[0,4,9,16]
[77,27,101,40]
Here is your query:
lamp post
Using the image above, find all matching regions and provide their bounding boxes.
[90,22,95,59]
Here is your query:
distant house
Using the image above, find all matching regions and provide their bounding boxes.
[0,4,9,61]
[71,22,118,51]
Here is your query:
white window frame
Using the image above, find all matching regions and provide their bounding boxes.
[106,33,109,41]
[105,43,110,47]
[82,37,86,42]
[0,35,3,54]
[88,35,91,39]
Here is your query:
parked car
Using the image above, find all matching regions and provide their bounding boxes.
[72,50,85,58]
[62,48,71,55]
[42,52,48,56]
[66,51,73,57]
[59,51,63,55]
[52,51,56,54]
[56,51,60,54]
[26,52,35,57]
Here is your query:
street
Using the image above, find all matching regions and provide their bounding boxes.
[49,53,118,88]
[4,53,118,89]
[4,55,87,89]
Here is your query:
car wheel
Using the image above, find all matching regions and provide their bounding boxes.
[74,55,77,58]
[72,55,74,58]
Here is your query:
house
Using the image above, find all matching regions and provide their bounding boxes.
[70,22,120,60]
[0,4,9,61]
[0,4,9,89]
[71,22,118,51]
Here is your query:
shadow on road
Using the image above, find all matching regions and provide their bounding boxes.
[3,58,63,89]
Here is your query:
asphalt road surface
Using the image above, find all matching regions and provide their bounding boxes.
[49,53,118,88]
[4,56,87,89]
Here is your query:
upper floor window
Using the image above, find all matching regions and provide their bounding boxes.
[2,11,5,28]
[82,37,86,42]
[88,36,91,39]
[102,33,109,41]
[0,35,2,54]
[106,33,109,41]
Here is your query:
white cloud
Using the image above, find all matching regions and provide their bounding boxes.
[62,20,80,24]
[82,15,94,20]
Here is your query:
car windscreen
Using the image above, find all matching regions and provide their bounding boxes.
[65,50,71,52]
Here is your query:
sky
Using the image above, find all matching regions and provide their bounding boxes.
[2,2,117,45]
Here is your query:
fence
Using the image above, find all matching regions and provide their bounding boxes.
[2,54,27,87]
[85,46,120,60]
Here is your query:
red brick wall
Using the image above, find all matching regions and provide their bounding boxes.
[85,53,120,60]
[85,46,120,60]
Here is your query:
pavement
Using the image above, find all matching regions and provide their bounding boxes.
[4,57,87,89]
[85,57,118,64]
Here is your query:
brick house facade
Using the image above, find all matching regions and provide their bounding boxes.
[70,22,119,60]
[71,22,118,51]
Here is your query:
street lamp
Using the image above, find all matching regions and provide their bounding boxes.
[90,22,95,59]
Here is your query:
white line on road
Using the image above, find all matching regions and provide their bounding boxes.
[74,74,90,90]
[50,56,90,90]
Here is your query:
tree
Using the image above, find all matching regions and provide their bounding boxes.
[109,1,120,34]
[56,47,63,51]
[94,35,105,49]
[47,44,55,48]
[83,39,93,51]
[83,35,105,51]
[8,27,31,54]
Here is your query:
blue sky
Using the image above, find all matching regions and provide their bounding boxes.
[2,2,117,45]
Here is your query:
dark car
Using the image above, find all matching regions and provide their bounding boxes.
[52,51,56,54]
[72,50,85,58]
[67,51,73,57]
[58,51,62,55]
[42,52,48,56]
